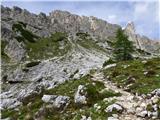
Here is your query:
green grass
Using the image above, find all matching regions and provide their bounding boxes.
[103,58,115,67]
[1,41,10,62]
[103,58,160,95]
[12,22,39,43]
[26,32,71,60]
[43,75,121,119]
[76,32,107,53]
[1,95,43,120]
[73,100,117,120]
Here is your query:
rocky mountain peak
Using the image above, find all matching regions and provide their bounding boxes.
[125,21,136,34]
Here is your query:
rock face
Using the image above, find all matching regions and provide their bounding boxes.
[4,39,26,62]
[124,22,160,55]
[0,98,22,110]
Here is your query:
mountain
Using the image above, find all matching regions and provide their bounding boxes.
[1,6,160,120]
[1,6,160,62]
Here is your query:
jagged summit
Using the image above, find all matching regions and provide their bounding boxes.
[125,21,136,34]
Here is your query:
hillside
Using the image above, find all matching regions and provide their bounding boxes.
[1,6,160,120]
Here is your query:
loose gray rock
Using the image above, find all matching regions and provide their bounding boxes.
[108,117,119,120]
[137,111,148,118]
[105,103,123,113]
[42,95,70,110]
[74,85,87,105]
[0,98,22,110]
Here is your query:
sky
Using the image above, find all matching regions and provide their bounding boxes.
[1,0,160,40]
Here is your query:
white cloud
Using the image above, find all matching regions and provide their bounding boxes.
[107,15,117,23]
[134,3,148,14]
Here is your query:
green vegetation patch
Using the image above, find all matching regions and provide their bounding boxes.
[25,61,41,67]
[12,22,39,43]
[103,58,160,95]
[26,32,71,60]
[73,100,117,120]
[1,95,43,120]
[43,75,121,119]
[76,32,107,53]
[1,41,10,62]
[103,58,115,67]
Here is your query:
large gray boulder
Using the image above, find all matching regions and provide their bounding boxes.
[42,95,70,110]
[0,98,22,110]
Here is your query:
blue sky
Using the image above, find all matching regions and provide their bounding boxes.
[1,0,160,40]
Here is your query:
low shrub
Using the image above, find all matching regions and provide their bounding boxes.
[103,59,115,67]
[25,61,41,67]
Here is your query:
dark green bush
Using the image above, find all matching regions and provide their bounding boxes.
[51,32,67,42]
[103,59,115,67]
[26,61,41,67]
[76,32,90,40]
[18,21,27,28]
[12,22,39,43]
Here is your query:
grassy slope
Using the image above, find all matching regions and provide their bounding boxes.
[2,75,121,120]
[76,32,108,54]
[103,58,160,95]
[26,32,71,61]
[11,22,72,61]
[1,41,10,62]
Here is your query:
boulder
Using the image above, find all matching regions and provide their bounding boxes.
[105,103,123,113]
[137,111,148,118]
[0,98,22,110]
[42,95,70,110]
[151,89,160,97]
[152,111,158,119]
[74,85,87,105]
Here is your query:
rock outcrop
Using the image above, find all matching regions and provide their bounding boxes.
[124,22,160,55]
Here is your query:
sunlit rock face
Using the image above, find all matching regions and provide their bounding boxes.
[124,22,160,55]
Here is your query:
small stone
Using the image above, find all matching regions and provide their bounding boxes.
[152,111,158,118]
[147,111,152,118]
[112,114,118,118]
[142,61,147,64]
[105,103,123,113]
[151,96,159,104]
[153,104,158,111]
[108,116,119,120]
[137,110,148,118]
[140,102,146,108]
[104,63,116,69]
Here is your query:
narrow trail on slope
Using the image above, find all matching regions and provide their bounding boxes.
[91,71,146,120]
